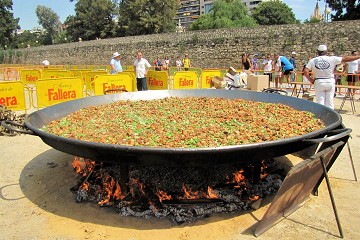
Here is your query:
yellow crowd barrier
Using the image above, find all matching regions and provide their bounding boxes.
[35,77,84,108]
[20,69,42,85]
[173,71,198,89]
[41,69,74,79]
[147,70,169,90]
[83,70,109,95]
[93,73,136,95]
[0,81,27,111]
[200,70,222,89]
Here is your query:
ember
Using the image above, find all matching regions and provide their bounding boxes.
[70,157,285,223]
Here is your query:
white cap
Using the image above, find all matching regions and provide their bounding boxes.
[42,60,50,66]
[113,52,120,58]
[291,51,296,55]
[317,45,327,51]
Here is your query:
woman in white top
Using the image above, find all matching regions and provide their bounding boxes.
[345,51,360,94]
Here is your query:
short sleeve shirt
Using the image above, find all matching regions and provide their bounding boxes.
[347,59,360,73]
[306,56,342,79]
[134,58,151,78]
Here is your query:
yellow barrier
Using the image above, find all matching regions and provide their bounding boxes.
[173,71,198,89]
[84,71,109,95]
[20,69,42,85]
[93,73,135,95]
[0,81,26,111]
[200,70,222,89]
[41,69,74,79]
[147,70,169,90]
[35,77,84,108]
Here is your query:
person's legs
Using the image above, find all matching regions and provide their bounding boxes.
[141,77,148,90]
[136,78,142,91]
[324,83,335,109]
[314,82,326,106]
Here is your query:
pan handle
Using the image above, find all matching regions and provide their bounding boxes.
[303,128,352,144]
[1,120,34,135]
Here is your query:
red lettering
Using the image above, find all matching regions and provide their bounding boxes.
[179,78,194,87]
[0,96,18,106]
[206,76,211,85]
[102,83,126,92]
[48,88,77,101]
[148,77,164,87]
[25,74,38,82]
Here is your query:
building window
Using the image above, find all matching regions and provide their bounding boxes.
[204,3,213,14]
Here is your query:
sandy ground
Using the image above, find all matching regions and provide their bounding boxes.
[1,96,359,240]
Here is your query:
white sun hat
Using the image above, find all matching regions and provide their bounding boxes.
[113,52,120,58]
[317,45,328,51]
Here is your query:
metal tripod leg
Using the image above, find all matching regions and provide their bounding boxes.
[320,156,344,238]
[347,141,357,181]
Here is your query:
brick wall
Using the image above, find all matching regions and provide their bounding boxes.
[6,20,360,69]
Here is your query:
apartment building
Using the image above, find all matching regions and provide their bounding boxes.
[175,0,264,29]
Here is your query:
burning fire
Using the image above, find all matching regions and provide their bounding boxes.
[72,156,95,176]
[71,157,273,208]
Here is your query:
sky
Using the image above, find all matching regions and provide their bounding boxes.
[12,0,329,30]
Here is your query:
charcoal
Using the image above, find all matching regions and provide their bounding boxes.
[70,158,286,223]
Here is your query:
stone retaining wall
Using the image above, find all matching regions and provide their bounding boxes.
[5,20,360,69]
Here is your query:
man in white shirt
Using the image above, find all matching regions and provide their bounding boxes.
[134,52,151,91]
[303,45,360,109]
[345,51,360,94]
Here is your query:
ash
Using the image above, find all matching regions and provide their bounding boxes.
[72,159,285,224]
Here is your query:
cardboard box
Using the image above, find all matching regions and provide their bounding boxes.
[247,75,269,92]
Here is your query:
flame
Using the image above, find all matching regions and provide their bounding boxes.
[207,186,218,199]
[80,181,89,191]
[156,190,172,202]
[180,184,201,199]
[233,169,245,183]
[72,157,95,176]
[98,174,124,205]
[249,195,260,201]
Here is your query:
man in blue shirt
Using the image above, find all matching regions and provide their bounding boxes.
[274,53,294,88]
[110,52,123,74]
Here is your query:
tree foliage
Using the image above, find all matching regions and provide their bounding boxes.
[0,0,20,49]
[117,0,179,36]
[326,0,360,20]
[65,0,117,41]
[35,5,61,44]
[189,0,257,30]
[251,0,298,25]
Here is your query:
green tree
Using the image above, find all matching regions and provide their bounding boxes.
[251,0,298,25]
[65,0,117,41]
[0,0,20,49]
[36,5,61,44]
[14,30,44,48]
[189,0,257,30]
[303,17,321,24]
[117,0,179,36]
[326,0,360,20]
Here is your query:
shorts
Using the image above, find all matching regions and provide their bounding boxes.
[274,71,281,78]
[283,69,293,75]
[347,74,358,82]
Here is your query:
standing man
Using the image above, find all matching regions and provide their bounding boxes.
[110,52,123,74]
[303,45,360,109]
[134,51,151,91]
[274,53,294,88]
[289,51,297,82]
